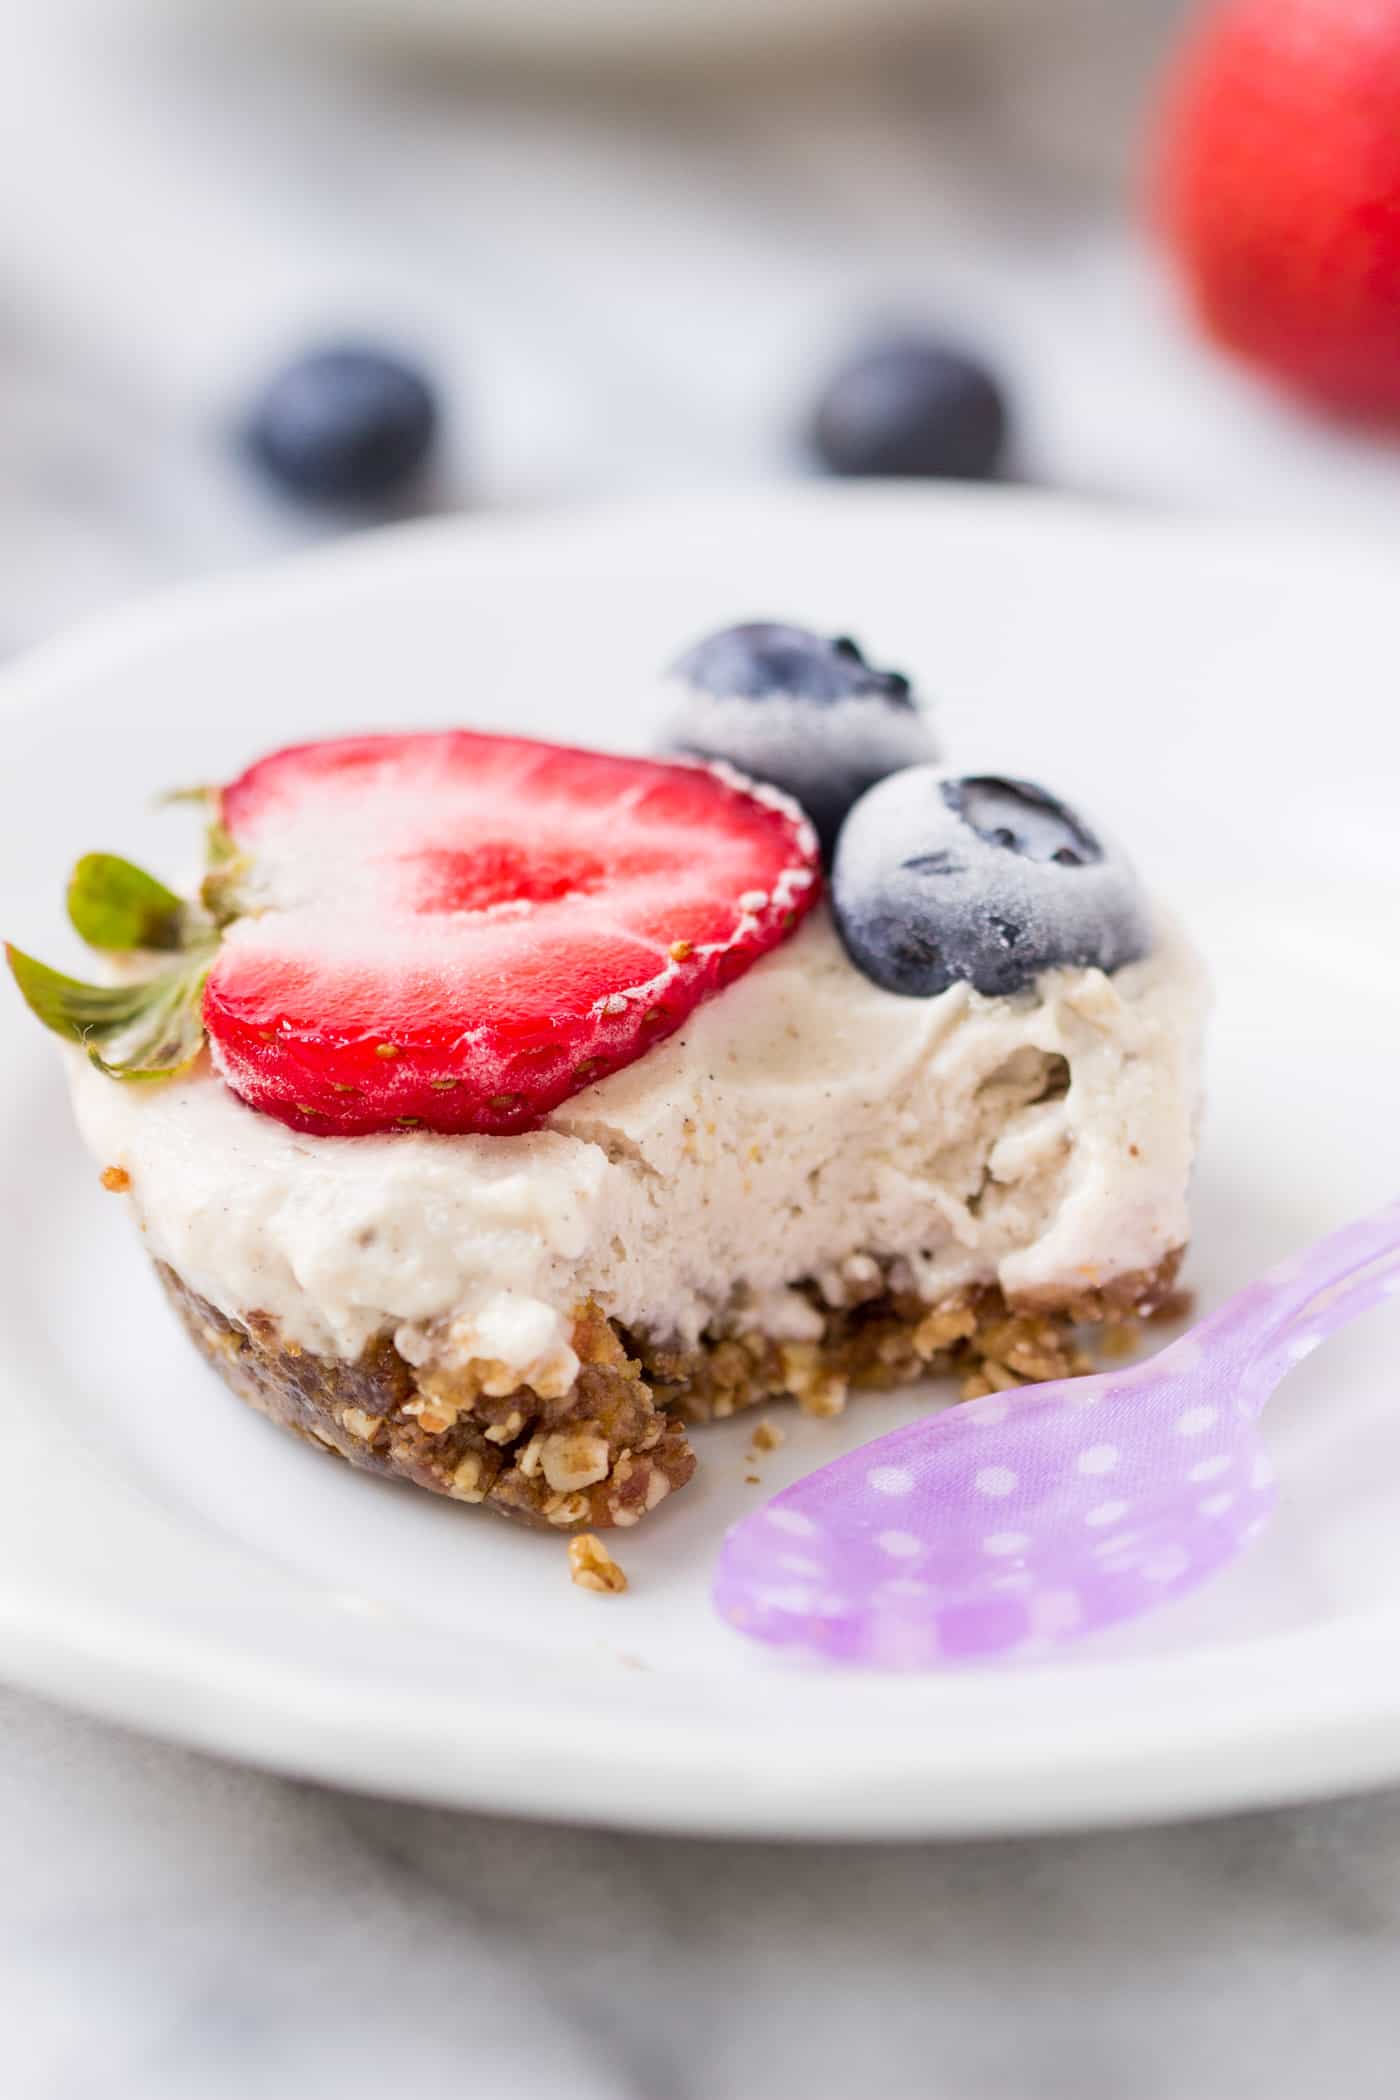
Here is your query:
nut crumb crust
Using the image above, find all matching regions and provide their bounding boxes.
[157,1248,1183,1534]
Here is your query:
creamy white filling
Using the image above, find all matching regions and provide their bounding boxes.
[68,906,1206,1387]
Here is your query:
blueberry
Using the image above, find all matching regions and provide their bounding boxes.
[809,335,1009,482]
[661,621,937,859]
[246,345,438,506]
[674,622,914,707]
[832,766,1151,998]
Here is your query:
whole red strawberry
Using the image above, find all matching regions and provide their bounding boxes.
[1155,0,1400,419]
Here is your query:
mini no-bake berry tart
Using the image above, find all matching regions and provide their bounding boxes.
[7,622,1205,1538]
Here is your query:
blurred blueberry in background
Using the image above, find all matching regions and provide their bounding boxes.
[809,334,1009,482]
[245,345,439,507]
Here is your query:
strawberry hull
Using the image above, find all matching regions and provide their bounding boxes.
[204,731,822,1135]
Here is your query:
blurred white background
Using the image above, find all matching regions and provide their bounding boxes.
[5,0,1399,656]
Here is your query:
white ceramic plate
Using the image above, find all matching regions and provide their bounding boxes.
[1,487,1397,1838]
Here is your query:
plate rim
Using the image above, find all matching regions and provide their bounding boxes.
[11,1578,1400,1837]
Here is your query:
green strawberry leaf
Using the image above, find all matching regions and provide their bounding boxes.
[5,942,213,1080]
[155,786,250,926]
[66,853,191,952]
[8,782,252,1083]
[86,958,213,1080]
[200,815,252,928]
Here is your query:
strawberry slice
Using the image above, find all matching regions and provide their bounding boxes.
[203,731,820,1135]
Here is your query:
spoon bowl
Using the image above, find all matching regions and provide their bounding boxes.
[715,1203,1400,1668]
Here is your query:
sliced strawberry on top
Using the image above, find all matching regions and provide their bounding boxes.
[202,730,820,1135]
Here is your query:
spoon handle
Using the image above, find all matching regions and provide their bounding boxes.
[1163,1198,1400,1407]
[1241,1242,1400,1407]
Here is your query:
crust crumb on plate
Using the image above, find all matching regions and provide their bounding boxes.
[100,1164,131,1192]
[569,1534,628,1594]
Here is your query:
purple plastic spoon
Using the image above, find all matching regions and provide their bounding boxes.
[714,1201,1400,1669]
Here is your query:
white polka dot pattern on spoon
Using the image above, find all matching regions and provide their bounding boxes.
[871,1620,940,1670]
[1029,1590,1081,1639]
[766,1507,818,1538]
[1188,1455,1231,1483]
[1076,1444,1119,1477]
[974,1466,1017,1498]
[753,1583,816,1614]
[982,1531,1030,1558]
[1091,1532,1140,1558]
[1085,1500,1130,1528]
[877,1530,922,1560]
[1175,1405,1216,1437]
[867,1465,913,1497]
